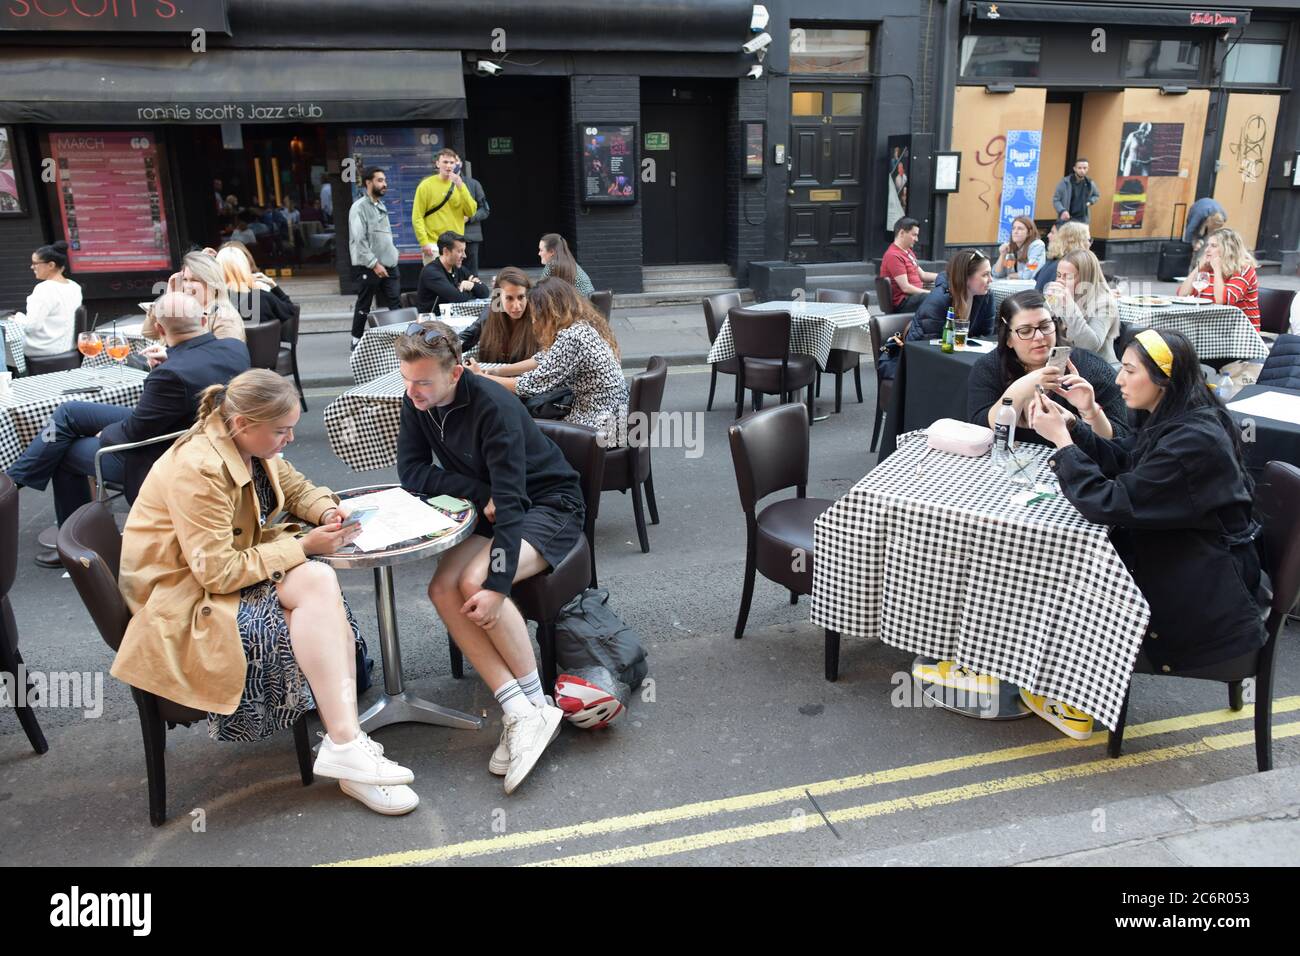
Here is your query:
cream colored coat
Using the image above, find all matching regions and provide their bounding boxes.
[111,413,338,714]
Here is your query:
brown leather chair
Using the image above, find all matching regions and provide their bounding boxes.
[0,474,48,754]
[874,274,897,315]
[601,356,667,553]
[814,289,865,413]
[57,500,314,826]
[244,318,282,370]
[367,306,419,329]
[1108,461,1300,772]
[25,348,82,375]
[702,293,741,412]
[728,306,816,422]
[868,312,913,452]
[74,305,93,338]
[590,290,613,321]
[727,403,840,680]
[1259,287,1295,337]
[447,420,606,692]
[276,302,308,411]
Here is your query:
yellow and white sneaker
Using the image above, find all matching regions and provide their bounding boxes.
[912,659,998,695]
[1019,689,1094,740]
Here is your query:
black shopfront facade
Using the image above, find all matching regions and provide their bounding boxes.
[0,0,943,309]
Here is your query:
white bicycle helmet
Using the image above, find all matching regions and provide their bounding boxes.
[555,670,626,729]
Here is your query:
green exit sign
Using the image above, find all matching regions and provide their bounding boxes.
[488,137,514,155]
[644,132,670,151]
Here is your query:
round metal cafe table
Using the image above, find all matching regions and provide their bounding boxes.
[315,484,484,734]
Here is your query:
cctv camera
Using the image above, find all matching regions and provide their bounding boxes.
[742,32,771,55]
[750,4,769,32]
[477,60,502,76]
[747,64,764,79]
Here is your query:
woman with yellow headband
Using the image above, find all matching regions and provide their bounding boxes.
[1026,328,1265,738]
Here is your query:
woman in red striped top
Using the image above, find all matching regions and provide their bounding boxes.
[1177,227,1260,329]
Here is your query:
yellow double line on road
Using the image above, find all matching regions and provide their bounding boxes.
[322,697,1300,867]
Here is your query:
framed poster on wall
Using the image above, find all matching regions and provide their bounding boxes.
[933,151,961,193]
[579,124,637,205]
[0,126,25,216]
[886,135,910,231]
[743,122,765,179]
[49,131,171,273]
[347,127,446,261]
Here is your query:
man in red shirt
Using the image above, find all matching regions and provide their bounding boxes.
[880,217,936,312]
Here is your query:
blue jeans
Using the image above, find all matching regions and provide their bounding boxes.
[5,402,128,525]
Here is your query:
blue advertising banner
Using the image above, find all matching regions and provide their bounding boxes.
[347,127,445,261]
[997,129,1042,242]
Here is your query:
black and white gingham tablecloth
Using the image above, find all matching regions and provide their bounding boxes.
[1,318,27,375]
[990,278,1036,311]
[350,305,487,385]
[1117,299,1267,362]
[707,300,871,370]
[0,366,147,470]
[810,430,1150,729]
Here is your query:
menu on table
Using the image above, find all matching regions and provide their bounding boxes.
[347,127,446,262]
[50,132,170,273]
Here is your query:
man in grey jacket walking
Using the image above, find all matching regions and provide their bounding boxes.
[461,161,491,277]
[348,166,402,347]
[1051,158,1100,225]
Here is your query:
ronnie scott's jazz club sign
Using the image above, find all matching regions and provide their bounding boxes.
[1,1,230,33]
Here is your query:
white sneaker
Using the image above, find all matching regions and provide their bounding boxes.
[490,696,557,776]
[313,731,414,786]
[503,704,563,795]
[339,779,420,816]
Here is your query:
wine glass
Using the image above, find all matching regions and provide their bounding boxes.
[105,333,131,381]
[77,331,103,381]
[1191,271,1210,298]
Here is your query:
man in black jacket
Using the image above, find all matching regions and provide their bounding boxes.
[6,292,250,566]
[395,321,580,794]
[415,231,488,314]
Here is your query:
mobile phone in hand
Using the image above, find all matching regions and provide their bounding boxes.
[339,506,378,530]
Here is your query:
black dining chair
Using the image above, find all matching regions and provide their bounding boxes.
[1258,288,1295,337]
[400,291,420,310]
[1107,460,1300,772]
[276,303,308,411]
[702,293,742,412]
[367,306,419,329]
[727,403,841,679]
[814,289,866,413]
[874,274,897,315]
[601,356,667,553]
[244,319,282,371]
[590,290,613,322]
[23,305,88,375]
[728,306,816,423]
[868,312,913,453]
[0,474,48,754]
[447,420,606,692]
[57,499,314,825]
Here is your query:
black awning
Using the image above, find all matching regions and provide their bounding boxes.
[0,48,465,124]
[965,2,1250,28]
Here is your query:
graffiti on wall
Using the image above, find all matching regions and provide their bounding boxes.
[970,133,1007,214]
[1227,113,1269,198]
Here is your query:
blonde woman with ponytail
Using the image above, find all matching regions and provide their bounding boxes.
[112,369,421,816]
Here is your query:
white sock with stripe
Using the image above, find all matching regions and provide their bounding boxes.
[493,678,533,718]
[517,669,545,707]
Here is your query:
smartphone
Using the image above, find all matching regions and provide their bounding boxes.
[339,506,378,530]
[453,162,463,176]
[1045,346,1072,373]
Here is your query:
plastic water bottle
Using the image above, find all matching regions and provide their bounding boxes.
[1216,373,1237,401]
[993,397,1017,468]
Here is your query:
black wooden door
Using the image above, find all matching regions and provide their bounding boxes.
[641,86,725,265]
[786,85,865,263]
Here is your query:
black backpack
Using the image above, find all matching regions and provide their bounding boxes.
[554,589,648,690]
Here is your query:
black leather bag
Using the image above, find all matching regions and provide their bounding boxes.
[522,387,574,420]
[1157,203,1191,282]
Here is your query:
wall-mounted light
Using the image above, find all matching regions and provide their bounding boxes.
[985,83,1016,94]
[1160,84,1189,95]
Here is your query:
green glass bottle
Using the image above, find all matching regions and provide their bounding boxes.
[941,307,955,353]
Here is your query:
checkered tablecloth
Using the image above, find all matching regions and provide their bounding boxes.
[1118,299,1267,362]
[1,318,27,375]
[990,279,1036,311]
[350,307,486,385]
[0,366,147,470]
[810,429,1150,729]
[707,300,871,370]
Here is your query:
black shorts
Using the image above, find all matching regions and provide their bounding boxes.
[473,498,585,572]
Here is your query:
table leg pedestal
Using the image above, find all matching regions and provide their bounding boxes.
[910,655,1031,720]
[359,564,485,733]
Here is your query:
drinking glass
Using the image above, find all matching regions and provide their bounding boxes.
[105,333,131,381]
[77,331,103,381]
[954,319,969,349]
[1192,273,1210,296]
[1003,445,1037,486]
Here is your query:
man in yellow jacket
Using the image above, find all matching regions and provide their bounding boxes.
[413,147,477,265]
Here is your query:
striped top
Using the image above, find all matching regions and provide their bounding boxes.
[1192,266,1260,329]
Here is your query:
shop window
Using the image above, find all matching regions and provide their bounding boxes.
[959,35,1041,79]
[1124,39,1202,81]
[791,91,824,115]
[790,27,870,74]
[1224,42,1284,85]
[831,92,863,116]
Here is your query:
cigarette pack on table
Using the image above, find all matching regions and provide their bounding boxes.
[925,418,994,457]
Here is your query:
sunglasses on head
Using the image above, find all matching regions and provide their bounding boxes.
[403,323,456,348]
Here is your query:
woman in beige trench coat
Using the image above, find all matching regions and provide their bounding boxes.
[111,369,418,816]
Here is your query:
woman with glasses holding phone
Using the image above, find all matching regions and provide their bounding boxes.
[967,290,1129,448]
